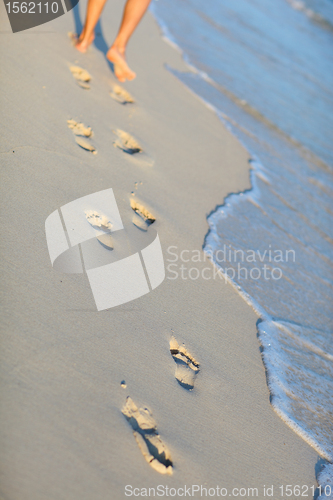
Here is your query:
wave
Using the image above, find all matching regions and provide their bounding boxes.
[150,0,333,489]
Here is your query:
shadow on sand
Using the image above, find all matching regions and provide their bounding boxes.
[69,0,115,75]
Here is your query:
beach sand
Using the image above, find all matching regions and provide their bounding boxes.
[0,0,321,498]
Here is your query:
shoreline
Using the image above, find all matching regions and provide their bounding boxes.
[0,0,323,498]
[154,4,333,471]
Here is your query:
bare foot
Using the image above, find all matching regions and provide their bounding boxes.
[75,33,95,53]
[107,45,136,83]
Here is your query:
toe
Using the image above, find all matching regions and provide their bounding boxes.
[115,71,126,83]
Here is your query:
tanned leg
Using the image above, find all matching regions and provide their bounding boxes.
[76,0,151,81]
[76,0,108,53]
[107,0,151,82]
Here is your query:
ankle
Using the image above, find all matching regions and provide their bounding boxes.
[79,30,95,44]
[112,39,127,55]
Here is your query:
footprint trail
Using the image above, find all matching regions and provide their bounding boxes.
[122,397,173,475]
[69,65,91,90]
[113,129,142,155]
[170,337,200,390]
[110,85,135,105]
[85,210,113,249]
[74,137,96,153]
[131,199,155,231]
[67,119,97,154]
[67,119,93,138]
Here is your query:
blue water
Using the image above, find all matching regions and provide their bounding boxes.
[151,0,333,468]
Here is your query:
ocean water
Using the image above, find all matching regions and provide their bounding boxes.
[150,0,333,475]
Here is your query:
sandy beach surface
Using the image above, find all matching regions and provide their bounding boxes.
[0,0,322,498]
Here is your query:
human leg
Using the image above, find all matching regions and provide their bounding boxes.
[107,0,151,81]
[76,0,108,53]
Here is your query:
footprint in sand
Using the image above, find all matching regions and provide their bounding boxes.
[85,210,113,249]
[130,199,155,231]
[113,129,142,155]
[68,31,78,46]
[67,119,93,137]
[110,85,134,105]
[67,119,97,154]
[122,397,173,475]
[69,65,91,90]
[170,337,200,390]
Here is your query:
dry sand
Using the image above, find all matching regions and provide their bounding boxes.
[0,0,321,498]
